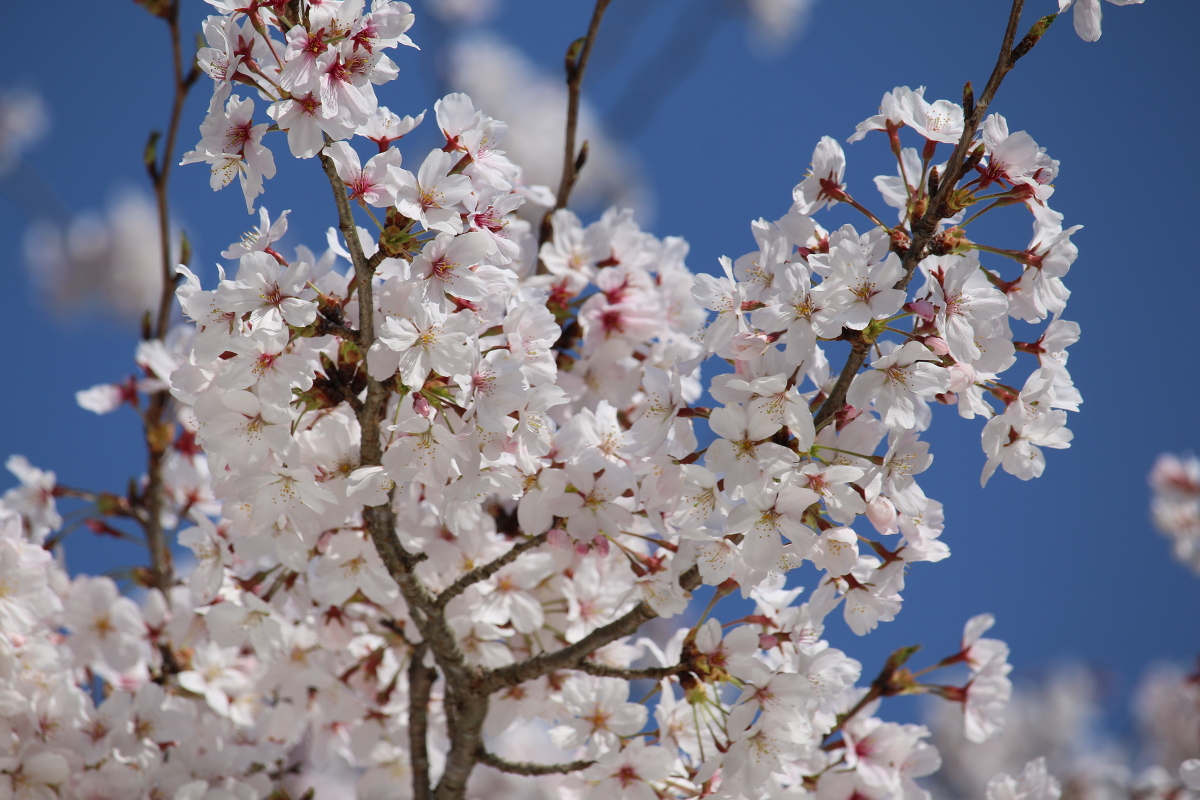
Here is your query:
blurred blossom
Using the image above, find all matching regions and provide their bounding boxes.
[741,0,817,50]
[427,0,499,24]
[1136,663,1200,772]
[23,190,165,321]
[1149,452,1200,574]
[445,35,650,218]
[929,663,1200,800]
[0,88,48,174]
[929,665,1117,799]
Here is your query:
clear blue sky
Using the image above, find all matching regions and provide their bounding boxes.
[0,0,1195,739]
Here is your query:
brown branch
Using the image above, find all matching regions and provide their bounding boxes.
[315,315,361,344]
[812,330,870,430]
[408,644,438,800]
[434,533,549,610]
[822,644,921,745]
[319,150,490,800]
[317,153,460,638]
[900,0,1033,291]
[575,661,686,680]
[319,151,418,571]
[607,0,726,142]
[368,248,389,271]
[152,1,197,341]
[476,748,594,776]
[537,0,614,250]
[812,0,1039,430]
[556,0,612,211]
[435,689,490,800]
[477,565,701,695]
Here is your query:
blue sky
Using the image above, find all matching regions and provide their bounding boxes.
[0,0,1196,742]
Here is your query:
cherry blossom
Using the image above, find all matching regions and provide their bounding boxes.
[0,1,1144,796]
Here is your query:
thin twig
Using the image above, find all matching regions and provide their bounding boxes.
[316,316,361,343]
[608,0,728,142]
[556,0,612,211]
[152,1,195,342]
[537,0,614,250]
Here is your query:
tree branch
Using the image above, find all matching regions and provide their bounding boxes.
[812,0,1038,430]
[408,644,437,800]
[607,0,726,141]
[319,149,485,800]
[316,315,360,344]
[575,661,686,680]
[434,533,549,610]
[538,0,614,250]
[822,644,921,745]
[902,0,1030,289]
[476,748,594,776]
[813,330,870,430]
[477,565,701,694]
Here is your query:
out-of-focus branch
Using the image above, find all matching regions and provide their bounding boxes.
[608,0,727,142]
[139,0,201,593]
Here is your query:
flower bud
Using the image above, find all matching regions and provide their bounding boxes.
[946,363,978,393]
[908,298,936,322]
[866,495,899,534]
[547,528,569,549]
[924,336,950,356]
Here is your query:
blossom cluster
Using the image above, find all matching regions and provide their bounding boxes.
[0,1,1118,798]
[930,661,1200,800]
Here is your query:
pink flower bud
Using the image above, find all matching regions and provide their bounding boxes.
[592,535,610,558]
[547,528,569,549]
[925,336,950,356]
[908,298,936,321]
[413,394,433,418]
[759,633,779,649]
